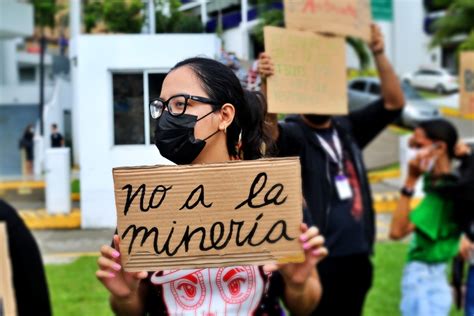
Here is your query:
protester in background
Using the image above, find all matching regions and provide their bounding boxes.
[19,124,34,175]
[0,200,52,316]
[96,57,328,315]
[390,119,463,316]
[439,140,474,316]
[460,235,474,316]
[50,123,64,148]
[258,23,405,315]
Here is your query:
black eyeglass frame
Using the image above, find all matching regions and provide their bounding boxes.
[149,94,220,119]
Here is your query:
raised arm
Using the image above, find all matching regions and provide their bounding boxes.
[258,52,279,141]
[370,24,405,111]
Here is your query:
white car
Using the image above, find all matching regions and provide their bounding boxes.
[402,68,458,94]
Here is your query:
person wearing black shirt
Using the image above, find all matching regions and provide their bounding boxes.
[0,200,51,316]
[258,24,405,315]
[50,123,64,148]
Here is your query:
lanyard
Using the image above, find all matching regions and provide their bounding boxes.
[316,130,344,174]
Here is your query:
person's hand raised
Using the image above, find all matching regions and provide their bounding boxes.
[369,23,384,55]
[258,52,275,80]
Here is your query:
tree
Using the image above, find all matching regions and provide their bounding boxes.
[459,31,474,52]
[31,0,57,30]
[430,0,474,47]
[155,0,203,33]
[103,0,144,33]
[83,1,103,33]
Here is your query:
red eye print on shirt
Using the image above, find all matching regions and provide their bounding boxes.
[171,272,206,309]
[217,266,255,304]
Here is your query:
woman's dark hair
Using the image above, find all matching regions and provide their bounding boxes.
[171,57,272,160]
[418,119,458,159]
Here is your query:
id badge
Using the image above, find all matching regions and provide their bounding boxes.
[335,174,353,200]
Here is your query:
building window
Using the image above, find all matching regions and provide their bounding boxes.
[113,73,144,145]
[112,71,167,145]
[148,73,167,144]
[19,66,36,83]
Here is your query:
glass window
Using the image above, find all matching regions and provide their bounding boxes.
[148,73,167,144]
[19,66,36,83]
[369,83,381,95]
[113,73,144,145]
[350,80,366,92]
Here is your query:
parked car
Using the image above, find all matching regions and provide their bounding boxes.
[348,77,442,128]
[402,67,458,94]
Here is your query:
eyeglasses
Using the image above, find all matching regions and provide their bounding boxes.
[149,94,220,119]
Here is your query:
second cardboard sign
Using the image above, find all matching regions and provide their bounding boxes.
[264,26,347,115]
[283,0,372,42]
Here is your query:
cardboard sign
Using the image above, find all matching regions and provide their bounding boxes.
[460,51,474,115]
[113,158,304,272]
[264,26,347,114]
[284,0,372,41]
[0,223,16,316]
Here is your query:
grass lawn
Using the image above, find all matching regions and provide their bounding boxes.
[45,242,464,316]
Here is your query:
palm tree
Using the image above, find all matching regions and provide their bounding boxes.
[430,0,474,48]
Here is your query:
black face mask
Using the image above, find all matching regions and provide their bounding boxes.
[154,110,219,165]
[304,114,332,126]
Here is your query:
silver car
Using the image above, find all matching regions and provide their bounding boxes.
[348,77,442,128]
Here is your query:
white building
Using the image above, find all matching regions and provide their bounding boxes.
[0,0,61,176]
[68,3,221,228]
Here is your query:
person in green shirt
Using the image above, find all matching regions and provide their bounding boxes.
[390,119,462,316]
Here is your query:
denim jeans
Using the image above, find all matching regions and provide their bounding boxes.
[400,261,452,316]
[466,265,474,316]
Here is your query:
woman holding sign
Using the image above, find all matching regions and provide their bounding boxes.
[97,57,328,315]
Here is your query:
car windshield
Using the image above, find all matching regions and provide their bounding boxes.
[401,82,422,100]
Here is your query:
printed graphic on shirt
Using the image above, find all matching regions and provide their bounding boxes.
[344,158,363,220]
[150,266,264,315]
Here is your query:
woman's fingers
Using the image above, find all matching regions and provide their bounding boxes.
[96,269,116,279]
[311,246,329,260]
[97,256,122,272]
[100,244,120,261]
[299,226,319,243]
[134,271,149,280]
[302,235,325,251]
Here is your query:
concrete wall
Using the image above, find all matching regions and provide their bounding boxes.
[73,34,220,228]
[0,1,33,38]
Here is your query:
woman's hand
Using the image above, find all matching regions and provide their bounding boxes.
[265,224,328,292]
[96,235,148,301]
[257,52,275,80]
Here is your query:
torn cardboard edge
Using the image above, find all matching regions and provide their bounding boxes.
[113,157,305,272]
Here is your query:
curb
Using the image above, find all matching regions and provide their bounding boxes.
[0,180,80,201]
[368,169,400,184]
[373,192,421,213]
[439,107,474,120]
[19,209,81,230]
